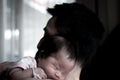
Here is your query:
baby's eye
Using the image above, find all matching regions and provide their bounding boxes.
[55,67,58,70]
[55,65,60,70]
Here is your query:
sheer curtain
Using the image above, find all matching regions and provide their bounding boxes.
[0,0,75,62]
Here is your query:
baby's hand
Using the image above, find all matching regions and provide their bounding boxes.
[32,68,47,79]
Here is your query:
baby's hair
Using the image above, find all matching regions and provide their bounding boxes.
[35,36,72,59]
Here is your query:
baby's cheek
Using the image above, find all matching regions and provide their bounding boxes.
[45,67,55,76]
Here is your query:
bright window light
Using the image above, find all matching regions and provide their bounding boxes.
[13,29,19,37]
[4,29,12,40]
[23,50,35,57]
[29,1,47,14]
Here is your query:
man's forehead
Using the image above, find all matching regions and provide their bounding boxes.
[46,17,56,28]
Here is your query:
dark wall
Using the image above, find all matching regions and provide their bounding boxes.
[76,0,120,33]
[76,0,120,80]
[76,0,96,13]
[117,0,120,23]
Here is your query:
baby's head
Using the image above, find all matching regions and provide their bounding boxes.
[35,36,75,80]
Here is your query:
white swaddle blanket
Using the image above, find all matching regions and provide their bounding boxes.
[11,56,41,79]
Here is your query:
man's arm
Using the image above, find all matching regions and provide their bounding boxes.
[0,62,14,74]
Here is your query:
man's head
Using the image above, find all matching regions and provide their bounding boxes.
[43,2,104,67]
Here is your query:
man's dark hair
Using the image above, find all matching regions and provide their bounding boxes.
[47,3,105,67]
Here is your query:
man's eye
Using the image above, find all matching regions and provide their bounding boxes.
[40,50,45,53]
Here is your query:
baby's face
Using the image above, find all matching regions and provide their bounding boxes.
[37,47,75,80]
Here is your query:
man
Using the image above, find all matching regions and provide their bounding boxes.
[0,3,105,80]
[36,2,105,80]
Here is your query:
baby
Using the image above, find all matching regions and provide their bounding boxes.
[8,36,75,80]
